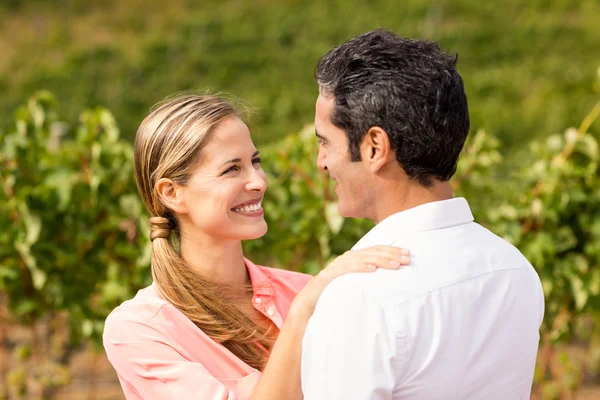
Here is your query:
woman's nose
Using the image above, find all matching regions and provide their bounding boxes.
[246,168,267,192]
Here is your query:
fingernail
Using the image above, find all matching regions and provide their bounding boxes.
[399,256,410,264]
[367,264,376,270]
[388,260,400,267]
[400,249,410,255]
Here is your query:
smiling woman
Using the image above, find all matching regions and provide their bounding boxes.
[157,115,269,246]
[102,93,411,400]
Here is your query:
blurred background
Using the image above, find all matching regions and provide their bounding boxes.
[1,0,599,398]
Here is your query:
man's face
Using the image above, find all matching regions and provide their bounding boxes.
[315,93,373,218]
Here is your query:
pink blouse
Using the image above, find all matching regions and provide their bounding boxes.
[103,258,311,400]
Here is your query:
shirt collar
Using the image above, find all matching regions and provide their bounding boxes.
[352,197,474,251]
[244,257,273,297]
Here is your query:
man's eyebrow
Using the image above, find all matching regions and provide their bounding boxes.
[220,151,260,167]
[315,130,327,141]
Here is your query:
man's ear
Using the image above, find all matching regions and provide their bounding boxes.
[361,126,395,172]
[155,178,188,215]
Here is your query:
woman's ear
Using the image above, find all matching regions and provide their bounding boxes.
[156,178,188,215]
[361,126,395,172]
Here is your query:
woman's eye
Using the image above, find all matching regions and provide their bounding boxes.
[222,165,240,175]
[252,157,262,164]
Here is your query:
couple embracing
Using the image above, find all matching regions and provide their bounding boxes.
[103,29,544,400]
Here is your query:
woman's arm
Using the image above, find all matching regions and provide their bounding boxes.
[250,245,410,400]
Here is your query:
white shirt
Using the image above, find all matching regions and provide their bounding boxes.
[301,198,544,400]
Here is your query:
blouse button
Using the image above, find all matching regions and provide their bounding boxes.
[254,297,262,304]
[267,309,274,316]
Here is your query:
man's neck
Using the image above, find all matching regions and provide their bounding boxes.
[372,180,454,224]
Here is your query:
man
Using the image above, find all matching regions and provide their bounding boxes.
[301,29,544,399]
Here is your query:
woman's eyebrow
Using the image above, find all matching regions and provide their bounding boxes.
[220,157,241,167]
[219,151,260,167]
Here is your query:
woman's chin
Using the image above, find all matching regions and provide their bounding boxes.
[239,223,268,241]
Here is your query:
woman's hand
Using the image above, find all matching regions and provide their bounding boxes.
[250,245,409,400]
[291,246,410,320]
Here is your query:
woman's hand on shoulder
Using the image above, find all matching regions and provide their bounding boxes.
[316,245,410,283]
[291,246,410,319]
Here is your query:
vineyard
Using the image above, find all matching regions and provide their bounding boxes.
[1,0,600,398]
[1,75,600,397]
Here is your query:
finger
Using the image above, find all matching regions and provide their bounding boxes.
[342,249,411,268]
[341,256,408,274]
[345,260,392,274]
[363,254,410,269]
[358,245,410,257]
[357,249,410,265]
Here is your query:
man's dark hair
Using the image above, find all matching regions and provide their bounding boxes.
[315,29,470,186]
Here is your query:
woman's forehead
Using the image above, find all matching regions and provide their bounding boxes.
[202,119,257,163]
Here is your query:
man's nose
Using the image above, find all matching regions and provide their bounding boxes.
[317,148,328,171]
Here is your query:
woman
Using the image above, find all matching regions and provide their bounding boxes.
[102,94,410,399]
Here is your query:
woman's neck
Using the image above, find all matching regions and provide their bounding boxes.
[179,233,249,287]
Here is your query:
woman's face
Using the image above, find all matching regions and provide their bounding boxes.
[177,117,268,242]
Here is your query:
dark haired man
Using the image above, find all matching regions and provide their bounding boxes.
[301,29,544,399]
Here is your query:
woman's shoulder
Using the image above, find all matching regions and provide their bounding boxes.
[103,284,204,352]
[247,259,312,286]
[260,265,312,281]
[104,284,173,329]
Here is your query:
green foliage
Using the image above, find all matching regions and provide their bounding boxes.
[480,99,600,395]
[0,91,152,396]
[0,68,599,394]
[484,99,600,338]
[0,91,151,343]
[0,0,598,154]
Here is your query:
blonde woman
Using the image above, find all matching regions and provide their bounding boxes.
[102,94,410,400]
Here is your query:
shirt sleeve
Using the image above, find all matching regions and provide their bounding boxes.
[301,276,401,400]
[103,310,241,400]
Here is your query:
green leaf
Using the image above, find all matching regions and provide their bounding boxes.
[44,170,79,211]
[18,203,40,246]
[324,202,344,234]
[99,109,120,143]
[570,275,588,311]
[119,194,142,218]
[101,281,129,304]
[14,299,37,316]
[0,266,18,281]
[82,320,94,337]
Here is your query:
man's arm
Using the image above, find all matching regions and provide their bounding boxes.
[301,275,401,400]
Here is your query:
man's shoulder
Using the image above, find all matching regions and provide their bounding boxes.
[316,269,419,309]
[468,221,526,252]
[315,217,538,301]
[321,224,538,308]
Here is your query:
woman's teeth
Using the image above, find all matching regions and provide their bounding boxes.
[232,202,262,213]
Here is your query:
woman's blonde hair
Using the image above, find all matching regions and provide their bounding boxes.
[134,93,273,370]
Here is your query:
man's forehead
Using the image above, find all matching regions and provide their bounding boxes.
[316,92,335,110]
